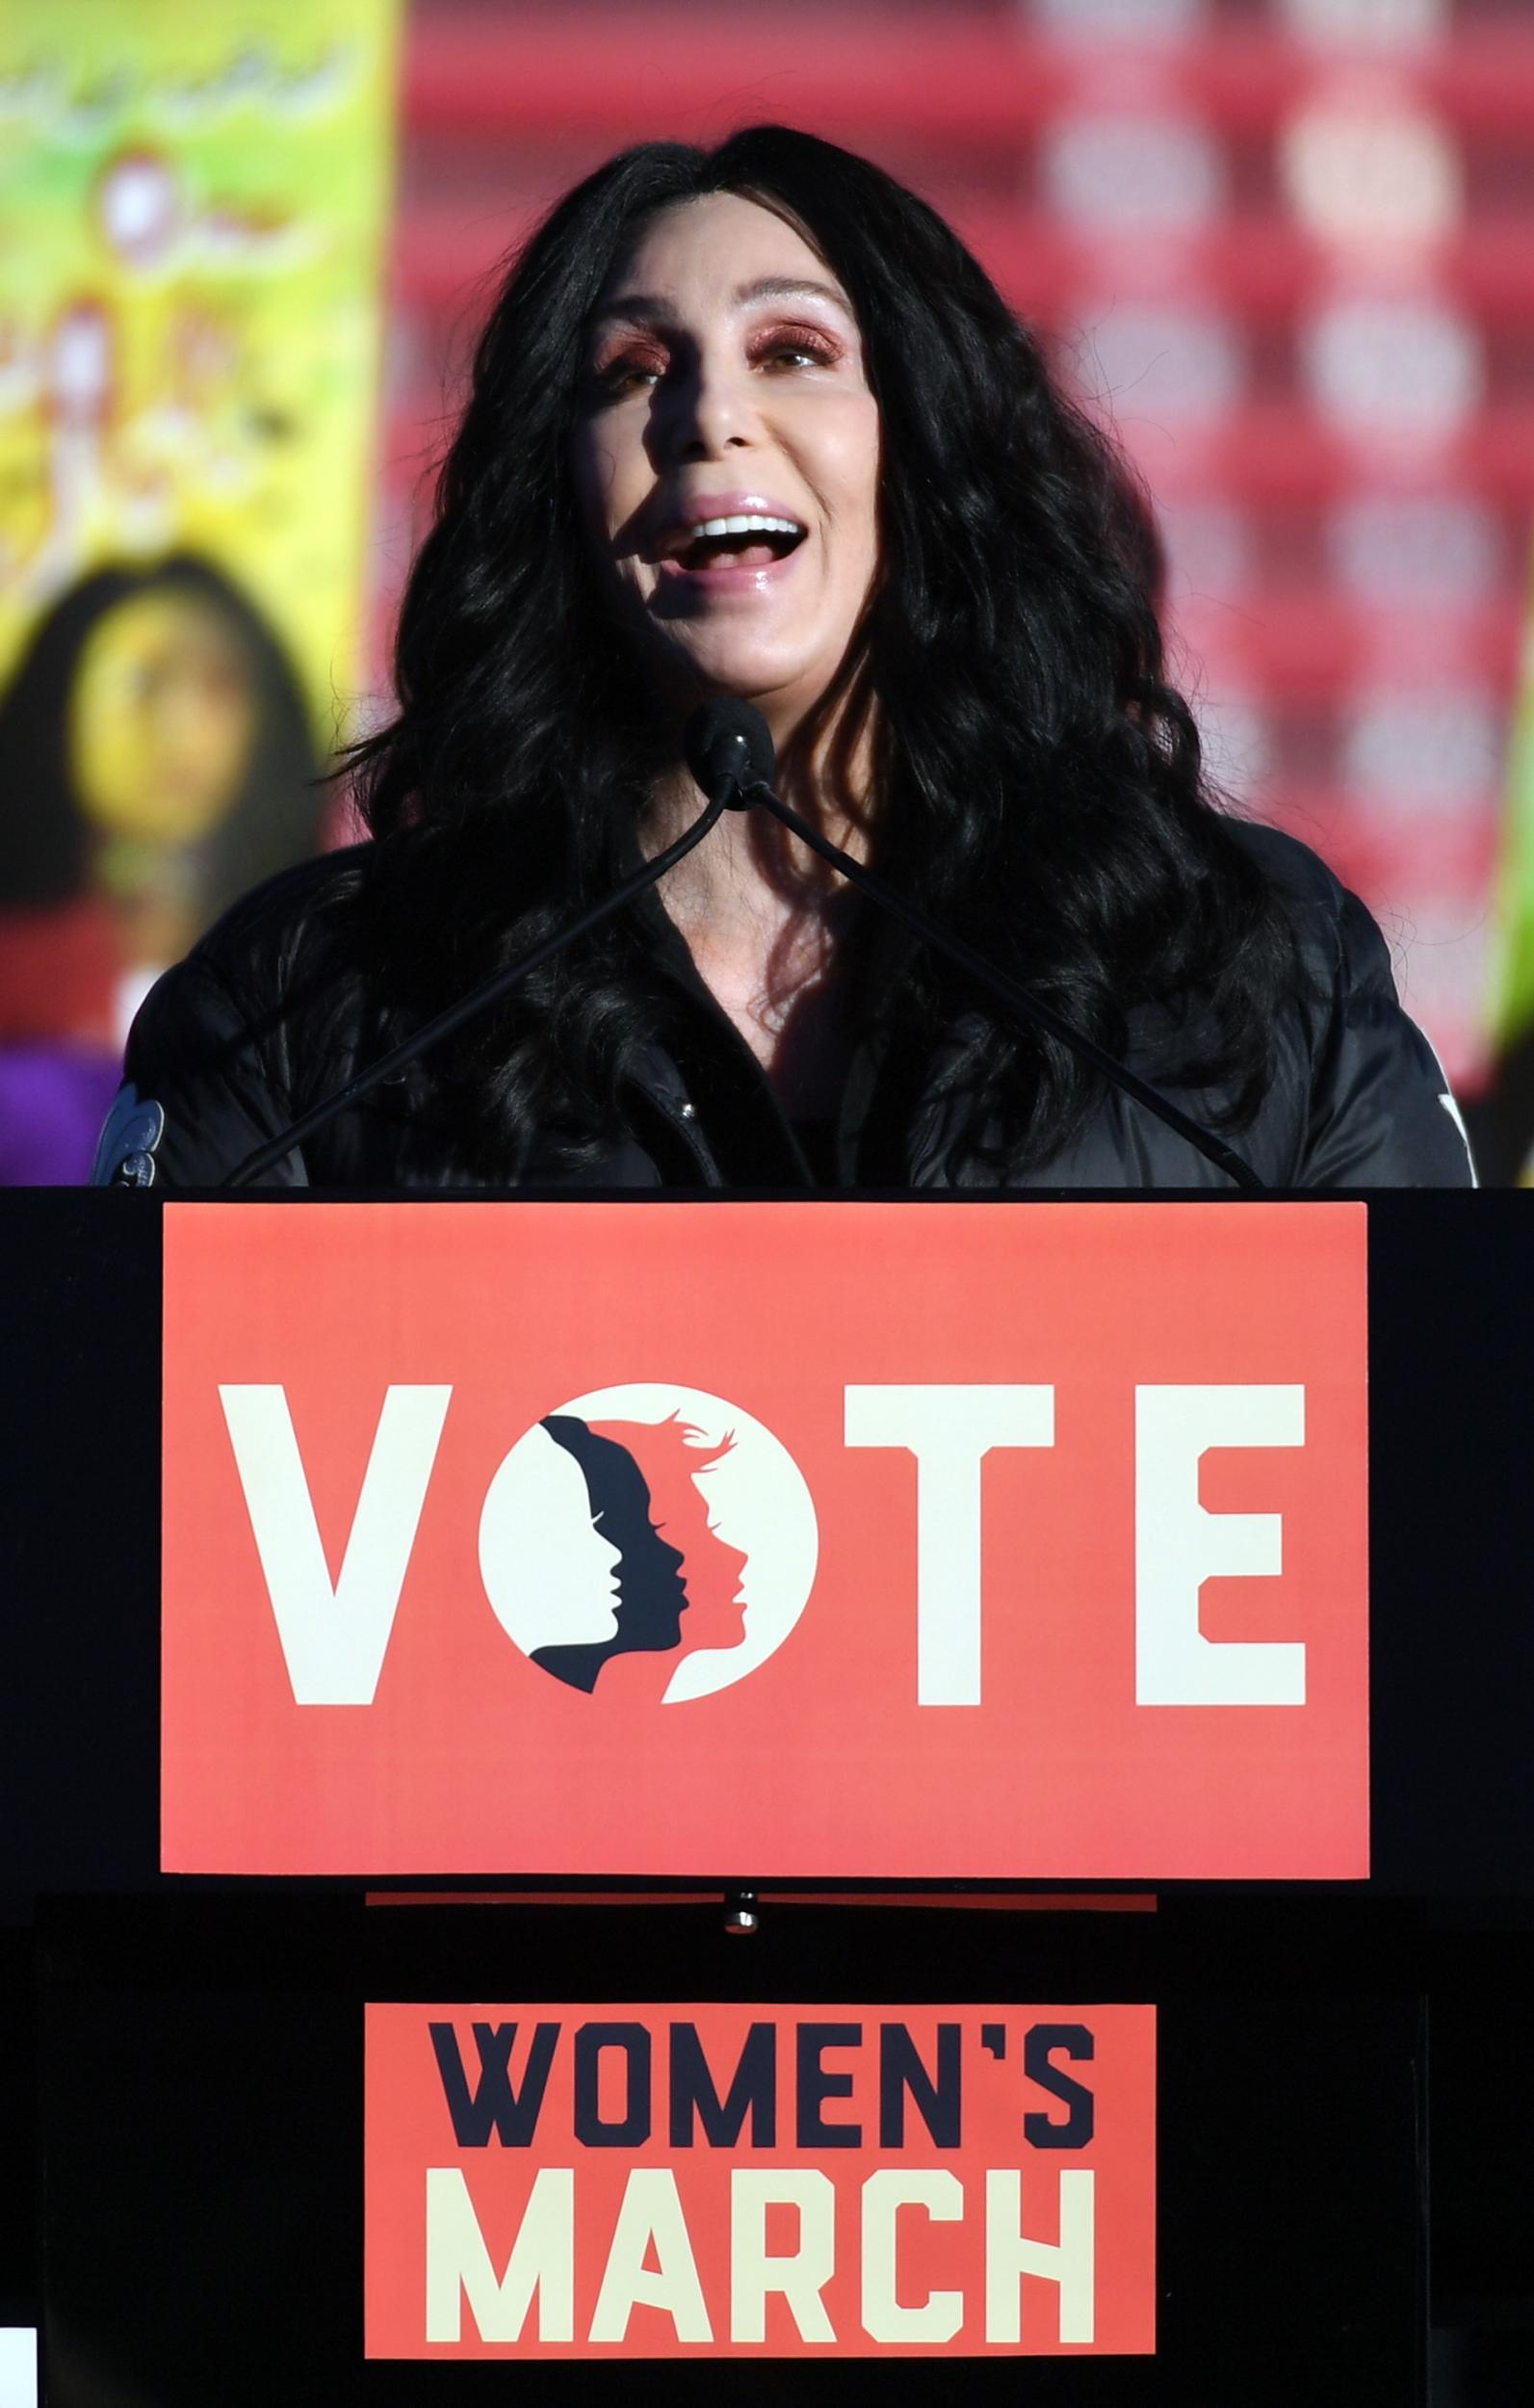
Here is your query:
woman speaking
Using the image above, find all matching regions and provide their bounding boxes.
[96,125,1474,1191]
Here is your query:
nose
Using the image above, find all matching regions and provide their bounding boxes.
[658,347,756,463]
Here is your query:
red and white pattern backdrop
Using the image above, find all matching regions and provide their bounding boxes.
[375,0,1534,1094]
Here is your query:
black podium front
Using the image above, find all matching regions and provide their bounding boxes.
[3,1191,1531,2400]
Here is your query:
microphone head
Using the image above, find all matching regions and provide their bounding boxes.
[682,697,776,807]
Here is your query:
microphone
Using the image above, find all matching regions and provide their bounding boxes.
[708,698,1264,1191]
[220,728,735,1189]
[684,695,775,808]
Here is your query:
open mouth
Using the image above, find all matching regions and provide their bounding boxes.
[679,527,809,573]
[678,530,804,571]
[666,514,808,573]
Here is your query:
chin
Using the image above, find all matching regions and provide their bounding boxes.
[673,644,825,709]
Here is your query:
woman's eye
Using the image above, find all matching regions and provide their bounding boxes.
[588,327,840,397]
[596,363,659,394]
[754,329,839,371]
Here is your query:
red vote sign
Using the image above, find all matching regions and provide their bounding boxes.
[160,1199,1368,1876]
[364,2001,1157,2360]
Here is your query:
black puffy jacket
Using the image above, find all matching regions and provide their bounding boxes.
[93,823,1476,1191]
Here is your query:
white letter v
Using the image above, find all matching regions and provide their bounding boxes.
[218,1384,452,1704]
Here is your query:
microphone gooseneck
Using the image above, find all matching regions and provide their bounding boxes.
[221,766,733,1190]
[713,698,1263,1191]
[220,697,1260,1191]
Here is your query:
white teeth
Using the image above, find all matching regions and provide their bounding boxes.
[688,513,803,539]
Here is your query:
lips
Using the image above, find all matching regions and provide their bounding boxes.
[650,491,814,565]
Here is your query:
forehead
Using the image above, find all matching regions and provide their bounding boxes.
[77,591,245,680]
[595,191,854,322]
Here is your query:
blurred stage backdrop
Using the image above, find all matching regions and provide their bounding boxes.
[4,0,1534,1179]
[0,0,400,1180]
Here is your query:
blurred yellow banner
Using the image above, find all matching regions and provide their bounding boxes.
[1490,549,1534,1177]
[0,0,400,1175]
[0,0,400,1169]
[0,0,400,730]
[1494,569,1534,1036]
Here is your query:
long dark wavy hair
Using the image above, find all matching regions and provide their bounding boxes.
[350,124,1299,1176]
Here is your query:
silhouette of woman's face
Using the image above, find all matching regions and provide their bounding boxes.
[480,1421,623,1656]
[592,1419,749,1658]
[67,589,260,846]
[546,1420,689,1655]
[674,1483,749,1655]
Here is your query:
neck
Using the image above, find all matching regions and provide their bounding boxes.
[643,674,878,946]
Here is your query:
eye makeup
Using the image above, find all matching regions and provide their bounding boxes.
[588,319,846,396]
[745,321,845,368]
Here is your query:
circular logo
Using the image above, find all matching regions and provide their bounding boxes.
[479,1384,818,1704]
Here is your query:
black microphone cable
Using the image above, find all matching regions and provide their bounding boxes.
[221,772,736,1189]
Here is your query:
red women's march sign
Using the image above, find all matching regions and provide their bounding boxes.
[161,1200,1368,1875]
[364,2001,1157,2359]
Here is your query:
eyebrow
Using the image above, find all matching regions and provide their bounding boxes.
[589,275,854,327]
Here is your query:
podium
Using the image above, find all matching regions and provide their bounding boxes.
[4,1189,1532,2399]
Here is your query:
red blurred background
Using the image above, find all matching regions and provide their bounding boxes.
[373,0,1534,1103]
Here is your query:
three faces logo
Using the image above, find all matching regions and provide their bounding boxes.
[479,1386,816,1704]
